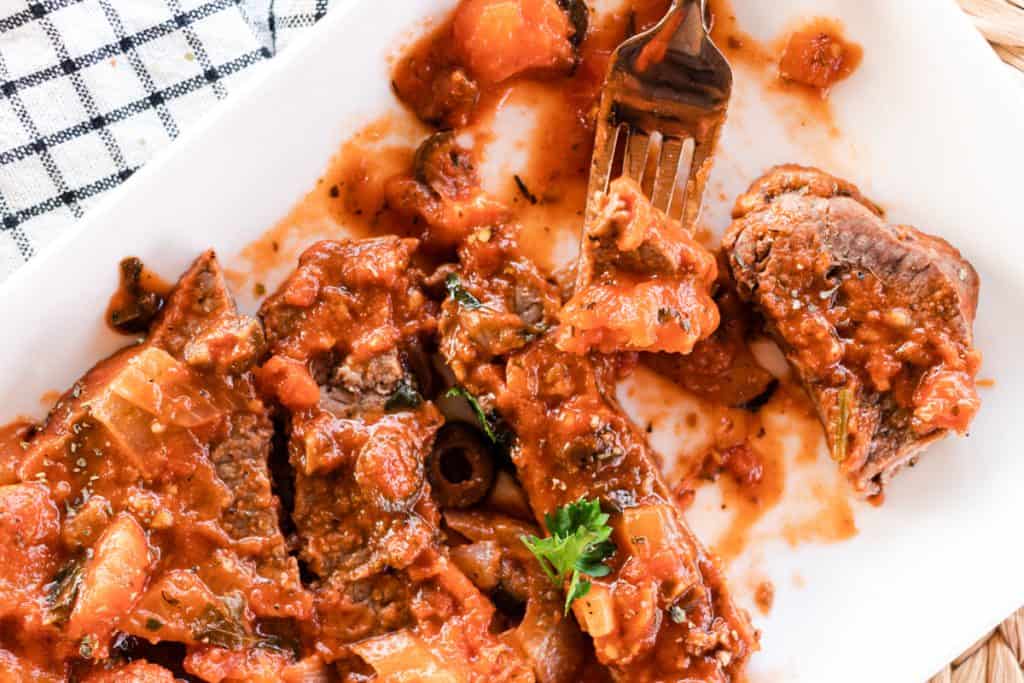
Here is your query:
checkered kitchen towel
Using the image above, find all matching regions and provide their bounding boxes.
[0,0,337,282]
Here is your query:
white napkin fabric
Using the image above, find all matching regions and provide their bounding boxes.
[241,0,332,54]
[0,0,337,282]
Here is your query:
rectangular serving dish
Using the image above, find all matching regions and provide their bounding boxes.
[1,1,1023,680]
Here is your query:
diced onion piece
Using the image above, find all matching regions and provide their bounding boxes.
[450,540,502,592]
[620,504,677,559]
[89,392,167,476]
[484,470,532,520]
[349,631,459,683]
[122,570,221,645]
[109,347,223,428]
[573,582,616,638]
[68,514,151,641]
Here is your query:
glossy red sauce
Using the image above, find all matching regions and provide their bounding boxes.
[753,580,774,615]
[0,419,36,486]
[632,367,856,563]
[778,19,863,95]
[708,0,863,137]
[106,257,173,335]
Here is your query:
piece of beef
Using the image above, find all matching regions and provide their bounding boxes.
[724,165,981,494]
[149,253,301,601]
[494,340,758,681]
[258,237,534,681]
[557,177,720,354]
[391,23,481,128]
[148,252,264,375]
[11,252,309,672]
[435,212,757,681]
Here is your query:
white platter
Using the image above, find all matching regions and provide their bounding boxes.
[1,1,1023,681]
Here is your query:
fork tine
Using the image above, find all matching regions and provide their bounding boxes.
[588,120,622,198]
[582,117,623,238]
[622,127,650,183]
[668,137,697,220]
[650,135,684,213]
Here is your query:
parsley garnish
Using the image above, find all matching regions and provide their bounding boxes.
[521,498,616,614]
[445,386,499,443]
[385,379,422,411]
[79,634,96,659]
[445,273,484,310]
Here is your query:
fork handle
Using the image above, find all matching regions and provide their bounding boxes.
[655,0,709,60]
[623,0,729,110]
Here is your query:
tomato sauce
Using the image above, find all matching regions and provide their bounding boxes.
[106,257,173,335]
[778,19,863,96]
[707,0,863,137]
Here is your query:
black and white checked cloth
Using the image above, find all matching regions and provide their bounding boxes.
[0,0,338,282]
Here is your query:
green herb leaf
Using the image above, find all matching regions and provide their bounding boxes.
[190,593,295,653]
[79,634,96,659]
[385,379,422,411]
[45,556,85,626]
[145,617,163,632]
[565,569,591,607]
[445,273,484,310]
[521,498,616,614]
[192,601,249,650]
[833,388,851,462]
[445,386,498,443]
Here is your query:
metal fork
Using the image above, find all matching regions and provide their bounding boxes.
[584,0,732,230]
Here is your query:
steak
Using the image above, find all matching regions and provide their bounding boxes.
[438,228,758,681]
[10,252,309,671]
[723,165,981,494]
[257,237,535,681]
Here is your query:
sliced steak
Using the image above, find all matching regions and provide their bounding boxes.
[497,340,758,681]
[723,165,981,494]
[258,237,534,681]
[438,230,757,681]
[12,252,309,670]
